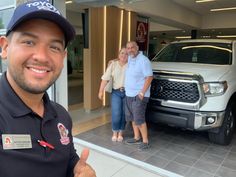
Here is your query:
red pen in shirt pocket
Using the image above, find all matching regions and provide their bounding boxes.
[38,140,55,149]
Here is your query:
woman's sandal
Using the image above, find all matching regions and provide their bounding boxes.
[112,135,117,142]
[117,136,123,142]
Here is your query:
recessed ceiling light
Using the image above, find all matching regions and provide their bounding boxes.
[196,0,215,3]
[217,35,236,38]
[211,7,236,12]
[175,36,191,39]
[66,1,73,4]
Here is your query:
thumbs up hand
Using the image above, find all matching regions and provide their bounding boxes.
[74,148,96,177]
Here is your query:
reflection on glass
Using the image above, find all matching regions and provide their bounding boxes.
[182,45,232,53]
[0,8,14,30]
[0,18,3,29]
[152,42,232,65]
[0,45,7,73]
[0,0,14,7]
[0,46,2,73]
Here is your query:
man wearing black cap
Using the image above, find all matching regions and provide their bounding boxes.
[0,1,96,177]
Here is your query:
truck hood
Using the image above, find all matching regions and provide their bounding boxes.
[151,62,229,81]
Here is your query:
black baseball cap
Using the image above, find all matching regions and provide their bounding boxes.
[6,0,75,47]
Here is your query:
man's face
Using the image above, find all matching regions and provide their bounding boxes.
[0,19,66,94]
[126,42,138,58]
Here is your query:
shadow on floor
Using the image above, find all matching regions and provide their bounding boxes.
[76,122,236,177]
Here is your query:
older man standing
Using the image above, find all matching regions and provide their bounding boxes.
[125,41,153,150]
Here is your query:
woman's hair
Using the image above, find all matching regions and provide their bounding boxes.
[119,47,126,53]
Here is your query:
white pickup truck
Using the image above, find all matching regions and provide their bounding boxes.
[147,39,236,145]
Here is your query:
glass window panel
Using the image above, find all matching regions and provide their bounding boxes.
[0,8,14,30]
[153,42,232,65]
[0,47,2,73]
[0,40,7,74]
[16,0,52,6]
[0,0,15,7]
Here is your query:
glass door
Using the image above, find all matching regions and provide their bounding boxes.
[0,0,15,75]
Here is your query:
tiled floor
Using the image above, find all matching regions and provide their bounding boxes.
[76,122,236,177]
[74,138,180,177]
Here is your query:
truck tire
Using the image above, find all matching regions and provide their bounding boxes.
[208,101,235,145]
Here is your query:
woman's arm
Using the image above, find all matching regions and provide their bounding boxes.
[98,80,109,100]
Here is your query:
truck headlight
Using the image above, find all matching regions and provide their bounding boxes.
[203,81,227,96]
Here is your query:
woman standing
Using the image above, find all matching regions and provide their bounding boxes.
[98,47,128,142]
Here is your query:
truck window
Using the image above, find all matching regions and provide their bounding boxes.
[153,42,232,65]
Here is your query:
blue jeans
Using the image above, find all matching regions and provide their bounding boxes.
[111,89,126,132]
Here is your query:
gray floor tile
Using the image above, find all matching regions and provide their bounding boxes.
[200,152,225,165]
[176,132,198,141]
[208,143,232,150]
[154,149,179,161]
[149,138,169,148]
[156,134,175,142]
[129,150,152,161]
[170,136,194,146]
[206,146,229,158]
[164,161,190,176]
[75,131,95,140]
[230,145,236,153]
[180,148,204,159]
[174,154,198,167]
[216,166,236,177]
[186,142,208,152]
[222,158,236,170]
[185,168,214,177]
[145,155,170,168]
[193,160,219,174]
[165,143,186,153]
[109,144,137,156]
[84,135,113,148]
[191,135,210,146]
[225,151,236,161]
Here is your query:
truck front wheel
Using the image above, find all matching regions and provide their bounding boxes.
[208,101,235,145]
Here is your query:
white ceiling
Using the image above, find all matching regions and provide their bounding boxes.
[172,0,236,15]
[67,0,236,39]
[72,0,236,16]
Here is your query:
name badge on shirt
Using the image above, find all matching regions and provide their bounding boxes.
[2,134,32,150]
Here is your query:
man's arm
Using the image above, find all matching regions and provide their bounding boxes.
[138,76,153,99]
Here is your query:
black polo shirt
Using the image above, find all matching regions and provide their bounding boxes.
[0,72,79,177]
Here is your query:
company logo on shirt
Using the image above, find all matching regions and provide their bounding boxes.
[57,123,70,145]
[4,137,12,148]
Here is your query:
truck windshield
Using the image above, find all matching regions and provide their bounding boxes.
[152,42,232,65]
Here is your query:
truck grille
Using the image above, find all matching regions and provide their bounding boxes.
[151,79,200,103]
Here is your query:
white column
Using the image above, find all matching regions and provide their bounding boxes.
[53,0,69,110]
